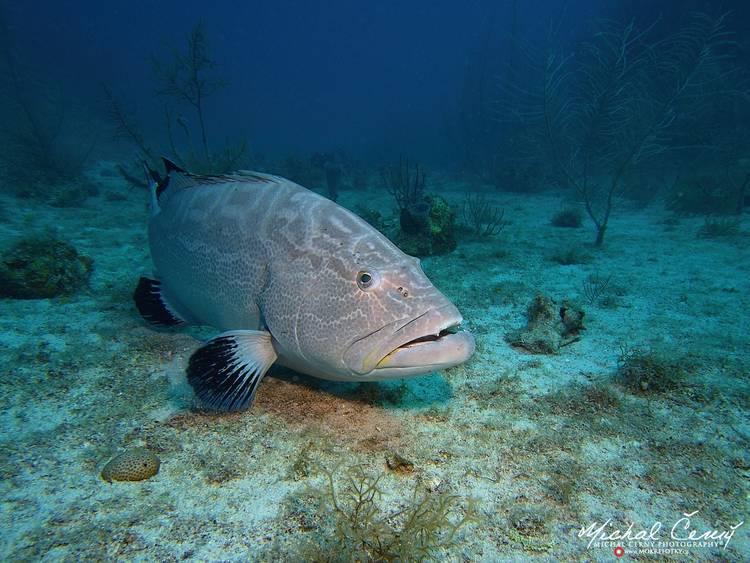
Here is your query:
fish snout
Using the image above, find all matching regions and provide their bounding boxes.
[343,301,474,379]
[375,304,474,373]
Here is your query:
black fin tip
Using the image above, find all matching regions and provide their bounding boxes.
[187,336,267,411]
[133,276,186,327]
[162,156,187,174]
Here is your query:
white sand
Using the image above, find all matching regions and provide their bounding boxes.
[0,162,747,561]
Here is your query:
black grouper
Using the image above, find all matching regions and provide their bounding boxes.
[134,159,475,410]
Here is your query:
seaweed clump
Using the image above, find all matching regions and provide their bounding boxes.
[382,159,457,256]
[395,195,457,257]
[550,246,591,266]
[0,235,93,299]
[305,465,476,562]
[696,217,741,239]
[460,193,508,237]
[667,176,738,216]
[505,295,585,354]
[506,505,554,553]
[550,207,583,228]
[617,346,690,393]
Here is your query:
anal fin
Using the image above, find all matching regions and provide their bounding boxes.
[133,276,187,327]
[187,330,278,411]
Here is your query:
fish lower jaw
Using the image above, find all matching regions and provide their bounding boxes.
[374,329,475,374]
[343,305,472,377]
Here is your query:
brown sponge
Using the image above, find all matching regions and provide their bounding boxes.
[101,448,160,483]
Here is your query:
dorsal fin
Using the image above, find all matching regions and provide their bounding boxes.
[157,157,202,200]
[156,157,283,202]
[143,161,161,215]
[162,157,186,174]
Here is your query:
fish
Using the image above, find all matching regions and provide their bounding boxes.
[133,158,475,411]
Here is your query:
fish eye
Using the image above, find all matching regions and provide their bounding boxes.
[356,270,380,291]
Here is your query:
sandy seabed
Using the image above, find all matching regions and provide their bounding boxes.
[1,162,748,562]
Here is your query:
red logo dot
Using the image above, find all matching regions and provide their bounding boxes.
[614,546,625,557]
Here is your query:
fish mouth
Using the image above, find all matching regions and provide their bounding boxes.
[344,305,475,378]
[396,325,461,348]
[375,313,475,374]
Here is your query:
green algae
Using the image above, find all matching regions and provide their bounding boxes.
[395,195,457,257]
[617,346,693,394]
[298,464,477,562]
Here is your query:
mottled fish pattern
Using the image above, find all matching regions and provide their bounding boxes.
[135,160,474,410]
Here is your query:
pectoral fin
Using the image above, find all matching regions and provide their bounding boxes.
[186,330,277,411]
[133,276,188,327]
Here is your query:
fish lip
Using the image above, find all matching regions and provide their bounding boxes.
[374,330,475,373]
[343,304,473,375]
[376,306,473,371]
[374,312,472,370]
[390,317,462,351]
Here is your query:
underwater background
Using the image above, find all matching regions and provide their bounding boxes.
[1,0,749,560]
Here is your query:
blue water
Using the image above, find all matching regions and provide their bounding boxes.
[1,1,748,561]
